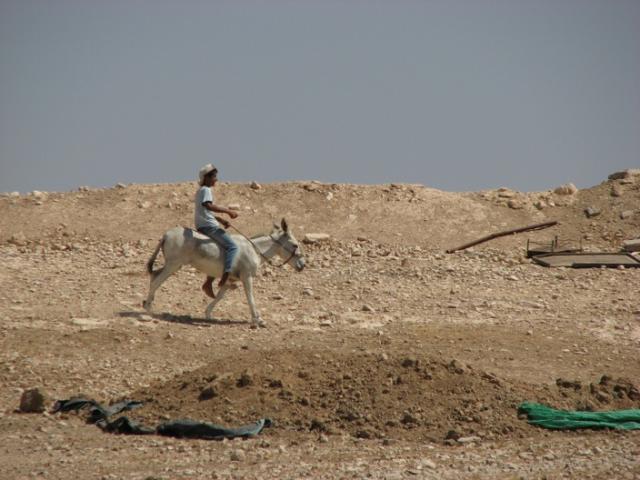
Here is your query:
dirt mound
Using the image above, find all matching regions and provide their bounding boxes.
[125,346,640,443]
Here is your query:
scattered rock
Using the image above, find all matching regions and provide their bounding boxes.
[554,183,578,195]
[401,358,418,368]
[198,385,218,400]
[249,181,261,190]
[310,419,328,432]
[622,239,640,252]
[620,210,635,220]
[8,232,28,246]
[444,430,460,441]
[584,207,601,218]
[303,233,330,244]
[230,449,246,462]
[497,190,516,199]
[420,459,437,469]
[608,169,640,180]
[401,412,419,425]
[31,191,46,200]
[20,388,48,413]
[236,371,253,387]
[556,378,582,390]
[457,435,481,444]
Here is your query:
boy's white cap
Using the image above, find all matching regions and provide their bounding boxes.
[198,164,218,185]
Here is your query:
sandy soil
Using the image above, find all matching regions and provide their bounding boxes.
[1,173,639,479]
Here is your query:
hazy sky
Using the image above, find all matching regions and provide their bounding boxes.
[1,1,639,194]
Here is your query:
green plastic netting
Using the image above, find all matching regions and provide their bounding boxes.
[518,402,640,430]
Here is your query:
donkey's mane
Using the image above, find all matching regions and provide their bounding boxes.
[250,231,273,240]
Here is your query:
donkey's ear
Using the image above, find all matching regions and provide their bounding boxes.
[281,218,288,232]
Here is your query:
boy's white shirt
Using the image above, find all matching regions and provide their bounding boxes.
[194,186,220,229]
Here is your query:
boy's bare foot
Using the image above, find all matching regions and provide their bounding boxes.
[218,272,230,288]
[202,278,216,299]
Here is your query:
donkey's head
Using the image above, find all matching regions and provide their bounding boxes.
[270,218,305,272]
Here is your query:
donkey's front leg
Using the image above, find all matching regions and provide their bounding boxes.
[241,275,265,328]
[204,284,230,320]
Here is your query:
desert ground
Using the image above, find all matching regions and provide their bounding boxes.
[1,171,639,479]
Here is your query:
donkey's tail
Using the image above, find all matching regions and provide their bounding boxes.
[146,236,165,275]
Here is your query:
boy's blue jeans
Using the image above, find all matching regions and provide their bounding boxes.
[198,226,238,273]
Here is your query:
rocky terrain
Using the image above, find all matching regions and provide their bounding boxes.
[1,170,639,479]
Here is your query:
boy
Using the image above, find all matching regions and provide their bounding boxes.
[195,164,239,298]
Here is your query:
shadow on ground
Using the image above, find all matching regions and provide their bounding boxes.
[118,310,247,327]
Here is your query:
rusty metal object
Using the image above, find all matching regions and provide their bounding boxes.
[532,252,640,268]
[526,236,582,258]
[446,221,558,253]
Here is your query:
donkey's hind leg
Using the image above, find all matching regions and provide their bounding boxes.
[143,262,182,311]
[204,283,231,320]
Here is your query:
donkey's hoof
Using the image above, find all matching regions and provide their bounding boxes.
[254,319,267,329]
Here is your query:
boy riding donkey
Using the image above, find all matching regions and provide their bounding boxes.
[195,164,238,298]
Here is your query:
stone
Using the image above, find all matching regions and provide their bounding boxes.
[554,183,578,195]
[250,181,261,190]
[20,388,48,413]
[115,183,127,189]
[622,239,640,252]
[401,412,419,425]
[8,232,27,246]
[457,436,481,444]
[420,460,437,469]
[584,207,601,218]
[401,357,418,368]
[236,371,253,387]
[608,169,640,180]
[444,430,460,440]
[230,449,246,461]
[199,386,218,400]
[620,210,635,220]
[303,233,330,244]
